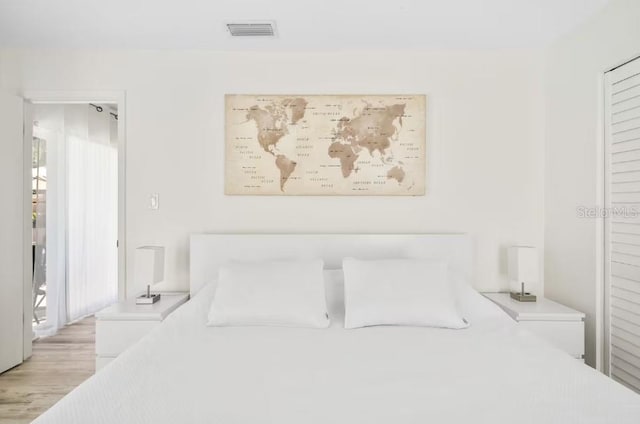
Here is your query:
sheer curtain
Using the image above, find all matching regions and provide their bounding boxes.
[34,104,118,336]
[66,105,118,321]
[33,113,66,338]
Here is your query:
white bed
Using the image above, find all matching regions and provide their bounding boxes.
[34,234,640,423]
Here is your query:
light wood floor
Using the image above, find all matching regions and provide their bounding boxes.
[0,317,95,424]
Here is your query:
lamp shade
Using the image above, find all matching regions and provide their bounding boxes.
[135,246,165,287]
[507,246,538,294]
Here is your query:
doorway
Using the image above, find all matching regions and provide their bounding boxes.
[0,91,125,375]
[30,103,120,337]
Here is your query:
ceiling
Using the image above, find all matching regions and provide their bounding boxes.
[0,0,611,50]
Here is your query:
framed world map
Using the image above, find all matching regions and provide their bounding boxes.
[225,94,426,195]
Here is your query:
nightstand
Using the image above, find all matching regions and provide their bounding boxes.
[483,292,585,360]
[95,292,189,371]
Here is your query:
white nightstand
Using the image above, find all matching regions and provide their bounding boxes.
[95,292,189,371]
[483,292,585,360]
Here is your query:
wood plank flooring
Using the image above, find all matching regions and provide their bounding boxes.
[0,317,95,424]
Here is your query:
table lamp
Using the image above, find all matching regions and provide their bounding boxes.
[508,246,539,302]
[135,246,165,305]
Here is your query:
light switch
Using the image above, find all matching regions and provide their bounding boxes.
[149,193,159,210]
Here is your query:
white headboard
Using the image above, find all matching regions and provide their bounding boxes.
[189,233,474,296]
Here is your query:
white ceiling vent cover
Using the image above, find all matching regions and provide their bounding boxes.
[226,22,276,37]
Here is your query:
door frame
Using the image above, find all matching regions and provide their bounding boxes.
[600,68,610,376]
[22,90,128,304]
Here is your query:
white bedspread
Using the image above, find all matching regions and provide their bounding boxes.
[34,284,640,424]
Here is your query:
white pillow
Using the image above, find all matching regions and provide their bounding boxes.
[342,258,468,329]
[207,259,330,328]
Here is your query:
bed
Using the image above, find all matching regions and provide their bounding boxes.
[34,234,640,423]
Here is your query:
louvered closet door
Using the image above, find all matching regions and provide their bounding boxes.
[605,56,640,392]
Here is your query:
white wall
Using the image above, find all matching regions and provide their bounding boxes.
[544,0,640,368]
[0,48,545,298]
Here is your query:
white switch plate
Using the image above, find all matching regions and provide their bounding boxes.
[149,193,159,210]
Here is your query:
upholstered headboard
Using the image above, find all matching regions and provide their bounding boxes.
[189,233,474,296]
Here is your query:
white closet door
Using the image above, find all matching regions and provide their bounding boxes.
[605,56,640,392]
[0,92,25,373]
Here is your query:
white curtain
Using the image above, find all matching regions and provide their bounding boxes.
[66,105,118,321]
[34,104,118,336]
[34,113,67,338]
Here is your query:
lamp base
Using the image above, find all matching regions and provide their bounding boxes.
[136,293,161,305]
[510,291,537,302]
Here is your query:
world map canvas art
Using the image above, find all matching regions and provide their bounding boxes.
[225,94,426,195]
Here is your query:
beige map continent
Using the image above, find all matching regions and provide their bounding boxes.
[225,94,426,195]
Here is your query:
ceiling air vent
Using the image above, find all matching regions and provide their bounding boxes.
[226,22,276,37]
